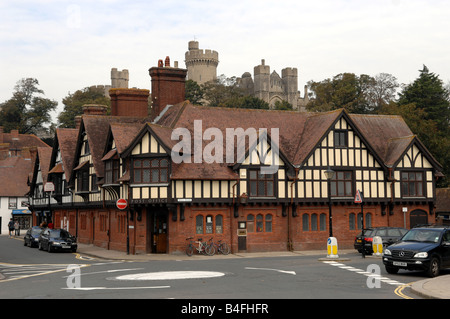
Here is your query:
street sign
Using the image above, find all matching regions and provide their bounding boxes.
[354,190,363,204]
[116,198,128,210]
[44,182,55,192]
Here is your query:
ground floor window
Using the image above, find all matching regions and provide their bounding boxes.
[247,213,272,233]
[302,213,327,231]
[195,214,223,234]
[349,212,372,230]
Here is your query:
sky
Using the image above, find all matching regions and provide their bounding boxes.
[1,0,450,124]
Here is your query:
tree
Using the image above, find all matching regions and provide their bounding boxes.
[398,65,450,133]
[0,78,57,134]
[201,75,245,107]
[306,72,399,114]
[57,86,110,128]
[185,80,204,105]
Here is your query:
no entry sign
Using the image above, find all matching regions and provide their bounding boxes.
[116,198,128,210]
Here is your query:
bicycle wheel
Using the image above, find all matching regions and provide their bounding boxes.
[205,244,216,256]
[186,244,194,256]
[220,242,231,255]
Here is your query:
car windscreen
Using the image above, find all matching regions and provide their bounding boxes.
[402,229,441,243]
[49,230,70,239]
[31,229,42,235]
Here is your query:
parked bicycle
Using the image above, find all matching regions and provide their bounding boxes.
[186,237,214,256]
[207,238,231,255]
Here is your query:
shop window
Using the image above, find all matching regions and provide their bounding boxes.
[195,214,224,234]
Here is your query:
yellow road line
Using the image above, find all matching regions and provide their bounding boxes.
[394,282,414,299]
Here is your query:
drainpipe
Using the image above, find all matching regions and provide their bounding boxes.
[287,168,299,252]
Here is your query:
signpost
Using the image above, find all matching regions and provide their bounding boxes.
[355,190,365,258]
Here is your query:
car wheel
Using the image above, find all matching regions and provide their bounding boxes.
[385,266,399,274]
[426,257,440,278]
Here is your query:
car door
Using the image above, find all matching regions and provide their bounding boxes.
[41,229,50,249]
[442,230,450,267]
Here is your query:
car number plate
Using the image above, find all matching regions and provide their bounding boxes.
[62,245,70,249]
[357,239,361,243]
[393,261,407,267]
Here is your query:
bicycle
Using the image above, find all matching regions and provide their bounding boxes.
[208,238,231,255]
[186,237,215,256]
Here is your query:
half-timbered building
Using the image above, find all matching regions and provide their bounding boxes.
[28,60,444,254]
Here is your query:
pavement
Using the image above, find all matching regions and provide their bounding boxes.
[75,243,450,299]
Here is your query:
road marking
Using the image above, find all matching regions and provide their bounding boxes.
[63,286,170,290]
[61,268,144,278]
[394,283,414,299]
[113,271,226,281]
[322,261,406,286]
[245,267,296,275]
[0,263,89,282]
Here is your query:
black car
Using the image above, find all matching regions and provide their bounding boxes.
[23,226,43,248]
[383,225,450,277]
[354,227,408,254]
[38,228,77,253]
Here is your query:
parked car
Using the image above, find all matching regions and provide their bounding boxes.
[23,226,43,248]
[38,228,77,253]
[354,227,408,254]
[383,225,450,277]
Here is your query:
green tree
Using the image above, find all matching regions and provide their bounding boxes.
[398,65,450,133]
[201,75,245,107]
[0,78,57,134]
[58,86,110,128]
[185,80,204,105]
[394,66,450,187]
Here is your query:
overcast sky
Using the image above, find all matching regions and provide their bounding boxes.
[1,0,449,123]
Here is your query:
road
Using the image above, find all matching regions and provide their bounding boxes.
[0,234,434,310]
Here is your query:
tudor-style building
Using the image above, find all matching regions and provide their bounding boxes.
[28,59,444,254]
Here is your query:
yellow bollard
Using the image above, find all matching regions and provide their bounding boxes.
[327,237,339,258]
[372,236,383,256]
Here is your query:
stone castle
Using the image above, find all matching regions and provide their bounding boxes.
[184,41,309,111]
[100,41,309,111]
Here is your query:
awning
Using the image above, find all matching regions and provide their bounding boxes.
[12,209,31,215]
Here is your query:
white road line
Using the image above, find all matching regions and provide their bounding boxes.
[245,267,296,275]
[62,286,170,290]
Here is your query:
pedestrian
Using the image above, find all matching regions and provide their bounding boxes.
[8,218,14,238]
[14,220,20,237]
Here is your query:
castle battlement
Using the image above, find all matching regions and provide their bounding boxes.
[185,40,219,84]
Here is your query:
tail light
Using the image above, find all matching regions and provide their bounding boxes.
[364,237,373,242]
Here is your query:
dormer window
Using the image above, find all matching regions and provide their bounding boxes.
[105,160,120,185]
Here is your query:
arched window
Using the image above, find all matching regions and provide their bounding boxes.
[247,214,255,232]
[311,213,318,231]
[349,213,356,230]
[320,213,327,231]
[256,214,264,232]
[302,214,309,231]
[265,214,272,232]
[215,215,223,234]
[205,215,213,234]
[196,215,203,234]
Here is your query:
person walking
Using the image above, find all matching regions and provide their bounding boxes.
[8,218,14,238]
[14,220,20,237]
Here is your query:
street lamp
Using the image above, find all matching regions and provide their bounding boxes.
[324,167,335,238]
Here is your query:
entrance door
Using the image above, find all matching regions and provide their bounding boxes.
[410,209,428,228]
[151,210,168,253]
[237,221,247,251]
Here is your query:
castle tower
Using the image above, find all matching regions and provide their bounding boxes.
[254,59,270,103]
[185,40,219,85]
[111,68,129,88]
[282,67,299,108]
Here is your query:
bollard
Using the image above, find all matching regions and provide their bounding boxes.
[372,236,383,256]
[327,237,339,258]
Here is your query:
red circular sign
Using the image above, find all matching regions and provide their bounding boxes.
[116,198,128,210]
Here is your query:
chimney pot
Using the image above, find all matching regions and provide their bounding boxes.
[165,56,170,67]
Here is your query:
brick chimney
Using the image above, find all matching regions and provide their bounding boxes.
[82,104,108,116]
[149,56,187,121]
[109,88,150,117]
